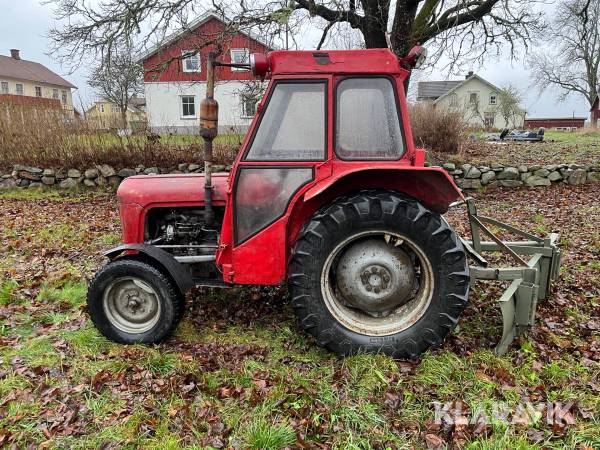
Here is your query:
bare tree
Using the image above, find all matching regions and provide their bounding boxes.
[530,0,600,107]
[87,41,144,129]
[465,93,485,126]
[496,84,522,128]
[46,0,544,90]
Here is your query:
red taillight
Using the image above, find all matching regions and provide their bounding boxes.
[250,53,269,78]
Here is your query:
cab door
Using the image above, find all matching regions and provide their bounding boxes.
[222,76,332,285]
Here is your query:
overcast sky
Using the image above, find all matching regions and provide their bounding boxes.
[0,0,591,119]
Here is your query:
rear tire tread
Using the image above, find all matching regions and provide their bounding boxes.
[289,189,469,358]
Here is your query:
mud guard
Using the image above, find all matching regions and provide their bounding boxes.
[104,244,194,295]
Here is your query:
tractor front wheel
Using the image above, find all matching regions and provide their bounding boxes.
[289,190,469,358]
[87,259,184,344]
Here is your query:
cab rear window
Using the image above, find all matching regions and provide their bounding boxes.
[335,77,404,160]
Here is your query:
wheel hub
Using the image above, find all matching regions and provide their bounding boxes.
[103,278,161,333]
[336,239,416,316]
[360,265,392,293]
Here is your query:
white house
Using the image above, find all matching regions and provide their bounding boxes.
[139,12,272,135]
[417,72,525,129]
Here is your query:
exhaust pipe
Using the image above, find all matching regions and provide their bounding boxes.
[200,51,218,228]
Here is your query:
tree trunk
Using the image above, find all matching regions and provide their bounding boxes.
[121,108,128,130]
[391,1,420,92]
[358,0,390,48]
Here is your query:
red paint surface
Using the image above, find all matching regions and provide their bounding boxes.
[524,118,586,129]
[117,173,229,243]
[0,94,61,109]
[123,48,463,286]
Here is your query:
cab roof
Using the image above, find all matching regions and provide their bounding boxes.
[267,49,406,77]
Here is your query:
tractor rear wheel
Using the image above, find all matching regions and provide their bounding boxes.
[87,259,184,344]
[289,190,469,358]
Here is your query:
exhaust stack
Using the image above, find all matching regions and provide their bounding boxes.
[200,51,219,227]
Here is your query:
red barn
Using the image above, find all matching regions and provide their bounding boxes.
[523,117,587,131]
[591,95,599,127]
[140,12,272,134]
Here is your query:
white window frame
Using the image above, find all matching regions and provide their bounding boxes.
[35,86,42,97]
[180,95,197,119]
[52,88,59,100]
[100,104,105,113]
[16,83,24,95]
[489,93,497,105]
[0,81,8,94]
[230,48,249,71]
[182,50,201,73]
[469,92,478,104]
[61,90,68,104]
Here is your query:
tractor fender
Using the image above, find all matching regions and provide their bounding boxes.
[103,244,194,295]
[303,166,463,214]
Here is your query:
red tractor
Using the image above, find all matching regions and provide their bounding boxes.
[88,47,560,357]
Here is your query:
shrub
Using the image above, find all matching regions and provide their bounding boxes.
[408,103,467,154]
[0,103,240,170]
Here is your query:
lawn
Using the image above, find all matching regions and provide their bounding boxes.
[438,129,600,167]
[0,185,598,449]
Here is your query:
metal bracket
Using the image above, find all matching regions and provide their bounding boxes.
[456,198,561,355]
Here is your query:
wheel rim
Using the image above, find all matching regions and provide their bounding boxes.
[102,277,161,334]
[321,230,434,336]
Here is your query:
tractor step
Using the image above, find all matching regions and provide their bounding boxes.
[454,198,561,355]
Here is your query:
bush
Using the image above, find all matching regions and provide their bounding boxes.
[0,103,240,171]
[408,103,467,154]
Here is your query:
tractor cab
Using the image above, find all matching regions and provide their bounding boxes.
[89,47,560,359]
[214,49,461,285]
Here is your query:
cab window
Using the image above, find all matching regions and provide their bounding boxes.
[335,77,404,160]
[244,81,326,161]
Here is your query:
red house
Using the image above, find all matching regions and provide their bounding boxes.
[140,12,272,134]
[591,95,599,128]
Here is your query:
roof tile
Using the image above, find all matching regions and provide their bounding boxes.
[417,80,462,99]
[0,55,76,89]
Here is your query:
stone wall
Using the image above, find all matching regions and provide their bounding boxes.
[439,163,600,189]
[0,163,228,190]
[1,162,598,191]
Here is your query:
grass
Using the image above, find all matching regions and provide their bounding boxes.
[436,128,600,167]
[244,419,296,449]
[0,185,598,448]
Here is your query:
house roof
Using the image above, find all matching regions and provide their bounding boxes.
[137,11,273,62]
[0,54,76,89]
[417,74,504,104]
[417,80,462,100]
[433,74,502,105]
[129,97,146,108]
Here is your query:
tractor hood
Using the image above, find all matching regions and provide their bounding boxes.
[117,172,230,208]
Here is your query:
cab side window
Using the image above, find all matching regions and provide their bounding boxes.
[245,81,326,161]
[335,77,404,160]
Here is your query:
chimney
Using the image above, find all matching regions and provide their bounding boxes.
[10,49,20,60]
[465,70,474,79]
